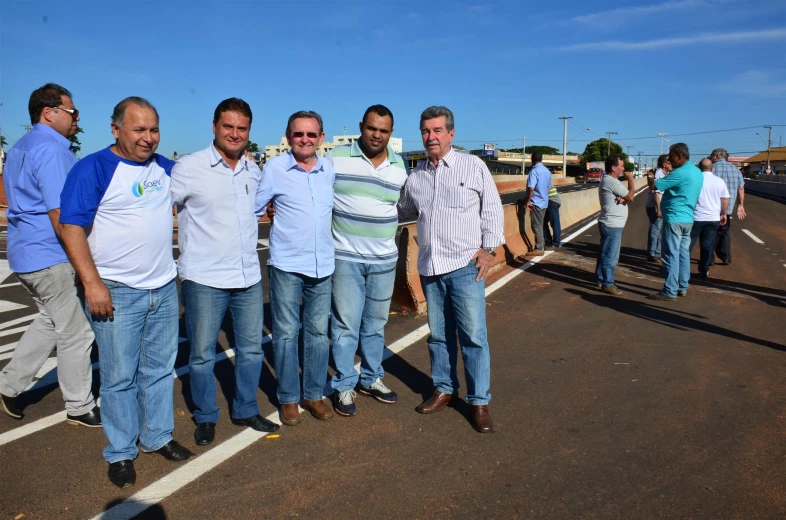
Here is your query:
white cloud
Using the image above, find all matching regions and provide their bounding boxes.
[717,70,786,98]
[556,28,786,52]
[572,0,725,24]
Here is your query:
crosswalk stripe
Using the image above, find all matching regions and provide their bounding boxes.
[0,326,29,339]
[0,300,27,314]
[0,313,38,330]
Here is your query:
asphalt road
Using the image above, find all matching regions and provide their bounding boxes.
[0,192,784,519]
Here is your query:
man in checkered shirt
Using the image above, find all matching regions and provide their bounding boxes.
[710,148,746,265]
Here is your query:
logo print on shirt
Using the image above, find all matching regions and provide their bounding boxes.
[131,182,145,197]
[131,180,163,197]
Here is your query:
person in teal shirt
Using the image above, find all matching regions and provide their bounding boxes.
[646,142,703,300]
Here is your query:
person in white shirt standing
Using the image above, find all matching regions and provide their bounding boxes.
[171,98,280,446]
[689,158,729,280]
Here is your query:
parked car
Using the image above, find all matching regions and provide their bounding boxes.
[586,168,603,183]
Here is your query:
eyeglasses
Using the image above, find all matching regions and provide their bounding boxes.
[51,106,79,120]
[290,131,320,139]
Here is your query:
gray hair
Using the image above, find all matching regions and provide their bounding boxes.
[286,110,323,134]
[699,158,713,172]
[420,106,454,131]
[111,96,159,127]
[710,148,728,160]
[669,142,690,160]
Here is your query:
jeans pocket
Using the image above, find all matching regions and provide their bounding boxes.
[101,279,121,289]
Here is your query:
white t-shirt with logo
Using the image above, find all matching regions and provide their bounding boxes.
[60,147,177,290]
[693,172,730,222]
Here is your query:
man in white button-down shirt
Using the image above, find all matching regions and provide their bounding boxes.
[171,98,279,446]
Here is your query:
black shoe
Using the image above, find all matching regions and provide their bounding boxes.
[108,460,136,488]
[194,422,216,446]
[66,406,102,428]
[331,390,357,417]
[0,393,22,420]
[153,440,194,461]
[647,292,676,301]
[646,256,657,262]
[231,414,280,433]
[356,378,398,404]
[720,259,732,266]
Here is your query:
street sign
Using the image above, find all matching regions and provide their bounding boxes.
[483,143,495,157]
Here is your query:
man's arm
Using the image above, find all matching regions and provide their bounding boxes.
[720,197,729,226]
[736,186,746,219]
[654,192,662,217]
[621,172,635,203]
[397,181,418,222]
[473,160,505,281]
[60,224,113,318]
[524,187,534,210]
[170,161,190,208]
[47,209,63,240]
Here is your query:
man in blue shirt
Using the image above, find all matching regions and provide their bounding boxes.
[255,111,336,427]
[0,83,100,427]
[710,148,746,265]
[523,152,551,256]
[647,142,704,300]
[171,98,279,446]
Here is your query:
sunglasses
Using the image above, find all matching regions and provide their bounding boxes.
[52,106,79,120]
[290,131,320,139]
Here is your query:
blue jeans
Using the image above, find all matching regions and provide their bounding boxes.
[645,206,663,258]
[182,280,264,424]
[661,222,693,296]
[543,200,562,247]
[420,262,491,405]
[330,260,396,393]
[269,267,331,404]
[89,279,178,464]
[689,221,719,276]
[595,223,624,289]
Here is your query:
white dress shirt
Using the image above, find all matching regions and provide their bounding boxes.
[171,143,263,289]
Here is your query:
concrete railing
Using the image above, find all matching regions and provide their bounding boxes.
[392,177,648,313]
[754,175,786,184]
[742,179,786,199]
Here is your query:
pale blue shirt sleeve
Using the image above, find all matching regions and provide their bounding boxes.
[170,160,190,208]
[255,162,275,218]
[34,144,76,212]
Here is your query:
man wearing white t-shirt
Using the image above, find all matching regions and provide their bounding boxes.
[689,158,729,279]
[60,97,193,489]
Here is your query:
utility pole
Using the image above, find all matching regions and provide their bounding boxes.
[638,151,642,173]
[558,116,572,179]
[658,132,668,155]
[606,131,618,156]
[21,124,32,133]
[625,145,634,157]
[764,125,773,173]
[521,136,527,174]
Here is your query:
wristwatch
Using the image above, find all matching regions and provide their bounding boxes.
[484,247,497,257]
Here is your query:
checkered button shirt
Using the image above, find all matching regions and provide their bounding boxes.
[712,159,744,215]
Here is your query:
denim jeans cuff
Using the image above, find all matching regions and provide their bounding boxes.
[303,393,325,401]
[140,436,174,453]
[466,398,490,406]
[106,455,138,464]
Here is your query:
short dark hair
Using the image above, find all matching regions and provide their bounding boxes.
[531,151,543,163]
[670,142,690,160]
[28,83,72,124]
[420,106,454,131]
[362,104,394,128]
[286,110,323,134]
[605,154,624,173]
[657,154,670,169]
[111,96,159,127]
[214,97,252,124]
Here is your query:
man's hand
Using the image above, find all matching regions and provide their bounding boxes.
[266,202,276,222]
[720,214,728,226]
[657,211,662,218]
[85,280,114,319]
[526,202,534,211]
[736,205,746,220]
[471,248,496,281]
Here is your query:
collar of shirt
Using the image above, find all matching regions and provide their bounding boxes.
[285,150,326,174]
[425,147,456,171]
[209,142,250,174]
[32,123,71,149]
[349,140,400,165]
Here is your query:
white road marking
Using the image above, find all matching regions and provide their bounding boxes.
[258,238,269,247]
[0,313,38,330]
[0,336,270,447]
[0,342,18,354]
[0,326,29,338]
[0,300,27,314]
[94,185,652,520]
[0,260,14,284]
[0,282,21,289]
[741,229,764,244]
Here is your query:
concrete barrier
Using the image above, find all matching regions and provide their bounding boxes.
[392,177,648,313]
[742,179,786,199]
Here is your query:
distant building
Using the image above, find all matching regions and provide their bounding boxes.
[264,135,403,162]
[742,146,786,176]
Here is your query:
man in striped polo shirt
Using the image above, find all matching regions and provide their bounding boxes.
[327,105,408,417]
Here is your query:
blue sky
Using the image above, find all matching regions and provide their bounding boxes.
[1,0,784,164]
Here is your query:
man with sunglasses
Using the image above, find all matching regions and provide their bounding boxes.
[0,83,100,428]
[256,111,336,426]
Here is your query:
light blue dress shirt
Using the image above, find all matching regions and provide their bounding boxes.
[4,124,76,273]
[526,162,551,209]
[171,143,263,288]
[255,151,335,278]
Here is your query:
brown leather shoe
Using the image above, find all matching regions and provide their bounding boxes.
[301,399,334,421]
[470,405,493,433]
[415,390,457,414]
[279,403,301,426]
